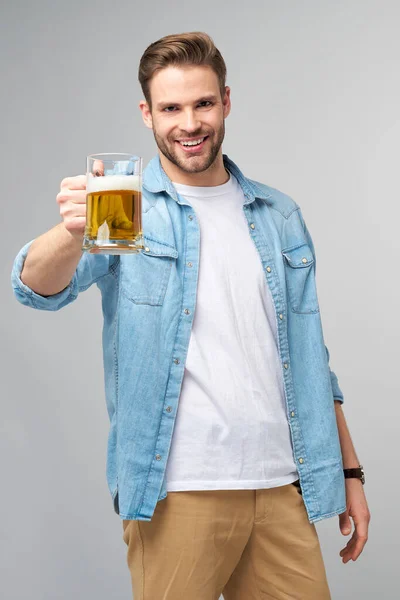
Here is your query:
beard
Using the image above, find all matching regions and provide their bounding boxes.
[152,119,225,174]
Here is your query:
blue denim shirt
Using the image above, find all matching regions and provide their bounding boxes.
[11,154,346,523]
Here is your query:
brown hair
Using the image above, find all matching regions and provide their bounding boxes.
[138,32,227,109]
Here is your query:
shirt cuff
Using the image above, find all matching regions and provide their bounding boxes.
[11,240,78,311]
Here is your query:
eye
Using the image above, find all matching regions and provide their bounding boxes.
[163,106,177,112]
[198,101,212,108]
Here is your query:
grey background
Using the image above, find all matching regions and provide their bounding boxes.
[1,0,398,598]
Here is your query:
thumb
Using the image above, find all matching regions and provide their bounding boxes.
[339,511,352,535]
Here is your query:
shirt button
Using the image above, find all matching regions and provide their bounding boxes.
[279,314,283,320]
[250,223,255,229]
[184,309,190,315]
[266,266,271,272]
[145,247,150,252]
[156,454,162,461]
[188,215,193,220]
[173,358,180,364]
[166,406,172,413]
[299,458,304,464]
[187,262,193,267]
[302,257,308,264]
[283,362,288,369]
[291,411,295,417]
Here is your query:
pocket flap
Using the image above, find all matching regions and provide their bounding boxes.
[282,243,314,268]
[143,235,178,259]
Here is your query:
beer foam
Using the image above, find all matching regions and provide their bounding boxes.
[87,174,141,193]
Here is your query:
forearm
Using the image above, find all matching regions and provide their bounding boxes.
[20,223,83,297]
[334,400,360,468]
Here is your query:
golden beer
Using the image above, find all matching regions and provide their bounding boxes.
[83,156,144,254]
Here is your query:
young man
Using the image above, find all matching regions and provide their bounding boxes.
[12,32,370,599]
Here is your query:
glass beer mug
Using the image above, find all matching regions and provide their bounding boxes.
[82,153,144,254]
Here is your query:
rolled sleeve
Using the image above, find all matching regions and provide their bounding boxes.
[11,240,78,311]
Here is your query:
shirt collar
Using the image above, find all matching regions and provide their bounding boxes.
[143,153,271,205]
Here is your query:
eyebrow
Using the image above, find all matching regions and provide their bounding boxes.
[156,95,219,110]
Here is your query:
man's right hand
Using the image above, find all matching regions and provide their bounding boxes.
[20,174,92,295]
[56,175,87,240]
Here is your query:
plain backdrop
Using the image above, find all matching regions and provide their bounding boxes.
[1,0,398,598]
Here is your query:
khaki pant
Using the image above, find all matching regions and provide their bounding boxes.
[122,480,331,599]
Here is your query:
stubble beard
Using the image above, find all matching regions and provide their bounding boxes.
[153,120,225,174]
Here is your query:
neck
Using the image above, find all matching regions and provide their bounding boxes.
[159,150,229,186]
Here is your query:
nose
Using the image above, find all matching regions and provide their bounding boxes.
[181,109,201,134]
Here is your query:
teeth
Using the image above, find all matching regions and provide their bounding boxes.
[180,137,205,147]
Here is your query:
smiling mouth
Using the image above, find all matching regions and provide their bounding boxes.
[175,135,209,152]
[177,136,207,147]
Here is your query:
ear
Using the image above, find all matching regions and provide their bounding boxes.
[222,86,231,119]
[139,100,153,129]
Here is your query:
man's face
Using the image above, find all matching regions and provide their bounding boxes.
[140,65,231,176]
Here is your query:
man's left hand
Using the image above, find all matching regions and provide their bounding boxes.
[338,479,371,563]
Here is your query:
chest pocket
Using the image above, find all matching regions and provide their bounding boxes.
[120,236,178,306]
[281,243,320,314]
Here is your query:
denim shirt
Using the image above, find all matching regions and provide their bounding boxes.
[11,154,346,524]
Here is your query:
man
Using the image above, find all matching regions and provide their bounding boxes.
[12,32,370,599]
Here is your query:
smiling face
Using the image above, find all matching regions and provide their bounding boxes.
[139,65,231,185]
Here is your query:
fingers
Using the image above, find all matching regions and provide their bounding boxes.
[340,533,367,563]
[339,511,352,535]
[339,532,357,562]
[350,514,369,561]
[339,518,369,563]
[351,534,368,561]
[92,159,105,176]
[60,175,86,190]
[58,198,86,218]
[56,188,87,205]
[58,175,88,238]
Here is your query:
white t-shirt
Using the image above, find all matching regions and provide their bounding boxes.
[165,172,298,491]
